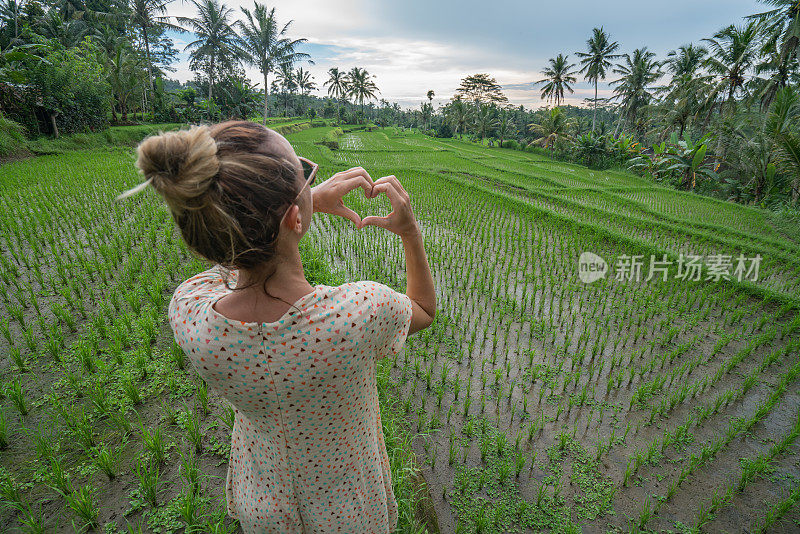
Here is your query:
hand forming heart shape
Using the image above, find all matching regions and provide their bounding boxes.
[311,166,418,237]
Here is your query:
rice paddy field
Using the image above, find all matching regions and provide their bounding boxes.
[1,123,800,533]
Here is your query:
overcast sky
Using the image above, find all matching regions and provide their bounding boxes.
[164,0,765,110]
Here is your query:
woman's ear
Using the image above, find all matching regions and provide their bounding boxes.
[283,205,303,235]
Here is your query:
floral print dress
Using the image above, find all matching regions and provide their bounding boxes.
[168,265,414,533]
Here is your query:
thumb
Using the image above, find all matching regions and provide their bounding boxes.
[359,215,390,229]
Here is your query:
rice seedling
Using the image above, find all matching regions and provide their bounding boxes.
[0,470,26,512]
[179,447,201,497]
[7,379,27,416]
[171,341,186,370]
[61,484,100,530]
[176,487,202,531]
[8,347,26,373]
[134,456,161,507]
[61,406,95,450]
[109,407,132,436]
[181,403,203,454]
[196,380,210,415]
[122,374,142,405]
[93,445,119,480]
[140,422,168,465]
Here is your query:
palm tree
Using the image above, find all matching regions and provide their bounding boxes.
[106,41,145,122]
[294,66,315,114]
[128,0,183,102]
[37,10,91,48]
[497,109,514,146]
[610,47,663,139]
[275,62,295,116]
[420,102,432,131]
[753,36,800,109]
[346,67,379,123]
[0,0,25,44]
[657,44,711,136]
[576,27,621,132]
[702,21,761,115]
[178,0,246,104]
[747,0,800,106]
[237,2,311,123]
[445,97,471,138]
[426,89,435,129]
[324,67,348,122]
[665,43,707,79]
[474,104,498,142]
[528,107,576,151]
[536,53,578,107]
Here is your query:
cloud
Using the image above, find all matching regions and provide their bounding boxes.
[163,0,763,110]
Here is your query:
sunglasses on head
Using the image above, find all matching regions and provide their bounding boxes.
[281,157,319,222]
[298,156,318,186]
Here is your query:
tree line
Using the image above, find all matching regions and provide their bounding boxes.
[410,3,800,208]
[0,0,385,136]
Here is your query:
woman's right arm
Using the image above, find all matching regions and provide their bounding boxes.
[359,175,436,335]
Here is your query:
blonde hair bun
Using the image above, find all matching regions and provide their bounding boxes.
[124,125,220,213]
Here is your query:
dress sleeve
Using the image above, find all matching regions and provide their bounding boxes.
[362,281,414,360]
[168,265,237,340]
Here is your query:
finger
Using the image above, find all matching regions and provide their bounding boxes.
[369,182,403,206]
[383,175,409,198]
[338,175,374,197]
[359,215,390,229]
[371,175,408,201]
[370,182,405,208]
[331,205,361,227]
[333,167,373,183]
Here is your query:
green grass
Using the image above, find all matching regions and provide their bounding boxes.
[0,116,27,157]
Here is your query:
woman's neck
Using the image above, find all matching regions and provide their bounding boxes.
[235,247,313,299]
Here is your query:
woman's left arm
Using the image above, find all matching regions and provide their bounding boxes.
[311,166,375,226]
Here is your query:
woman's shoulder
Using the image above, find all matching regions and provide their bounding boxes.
[173,265,236,299]
[168,265,237,320]
[333,280,408,310]
[312,280,379,308]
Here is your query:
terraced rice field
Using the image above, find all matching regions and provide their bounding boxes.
[1,124,799,533]
[293,127,800,533]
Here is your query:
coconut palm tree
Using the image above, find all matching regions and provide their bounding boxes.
[106,42,145,122]
[665,43,707,80]
[536,53,578,108]
[178,0,246,104]
[128,0,183,101]
[747,0,800,106]
[658,44,710,135]
[497,109,514,146]
[294,66,315,114]
[37,10,91,48]
[753,36,800,109]
[702,21,762,115]
[445,97,471,138]
[474,104,498,142]
[237,2,311,123]
[275,61,295,116]
[610,47,663,139]
[426,89,435,129]
[528,107,576,151]
[346,67,379,123]
[324,67,348,122]
[576,27,621,132]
